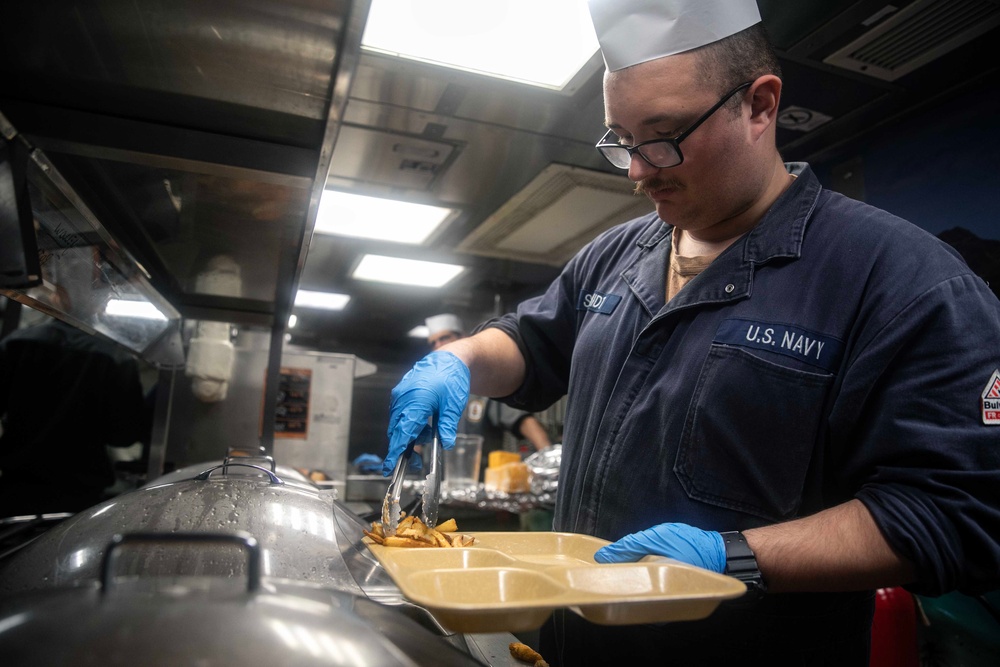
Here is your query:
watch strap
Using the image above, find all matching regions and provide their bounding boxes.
[720,531,766,597]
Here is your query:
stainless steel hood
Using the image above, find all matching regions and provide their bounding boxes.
[0,0,371,337]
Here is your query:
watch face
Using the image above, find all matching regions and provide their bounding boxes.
[721,532,766,597]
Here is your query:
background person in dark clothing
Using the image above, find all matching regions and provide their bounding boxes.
[0,316,147,516]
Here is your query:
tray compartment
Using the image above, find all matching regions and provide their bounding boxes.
[573,596,730,626]
[403,567,566,606]
[552,563,747,625]
[403,567,569,633]
[470,531,606,566]
[375,548,518,569]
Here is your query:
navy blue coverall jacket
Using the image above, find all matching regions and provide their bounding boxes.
[487,163,1000,664]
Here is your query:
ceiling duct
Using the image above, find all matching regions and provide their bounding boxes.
[456,164,650,267]
[824,0,1000,81]
[326,126,458,191]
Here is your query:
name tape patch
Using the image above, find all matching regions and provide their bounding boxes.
[715,318,844,373]
[983,369,1000,425]
[577,289,622,315]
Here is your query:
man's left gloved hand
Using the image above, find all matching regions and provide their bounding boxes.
[594,522,726,573]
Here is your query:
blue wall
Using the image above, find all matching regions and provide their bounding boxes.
[813,79,1000,241]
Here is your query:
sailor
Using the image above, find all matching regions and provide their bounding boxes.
[383,1,1000,663]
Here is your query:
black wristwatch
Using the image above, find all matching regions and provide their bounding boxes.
[720,531,767,599]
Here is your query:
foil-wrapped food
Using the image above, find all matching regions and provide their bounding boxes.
[525,444,561,495]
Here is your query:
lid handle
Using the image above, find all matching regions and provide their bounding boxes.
[100,531,262,593]
[194,462,283,484]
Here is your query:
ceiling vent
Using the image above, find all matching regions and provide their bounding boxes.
[824,0,1000,81]
[456,164,651,267]
[326,126,458,190]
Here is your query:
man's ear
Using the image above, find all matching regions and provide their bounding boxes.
[747,75,782,140]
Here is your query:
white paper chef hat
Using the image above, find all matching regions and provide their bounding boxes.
[425,313,465,337]
[587,0,762,72]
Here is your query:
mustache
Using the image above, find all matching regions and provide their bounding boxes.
[634,177,684,197]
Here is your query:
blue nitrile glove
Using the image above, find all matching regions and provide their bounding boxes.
[406,439,424,474]
[594,522,726,573]
[383,351,470,476]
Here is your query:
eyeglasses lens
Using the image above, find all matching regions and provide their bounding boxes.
[639,143,681,168]
[598,146,631,169]
[599,142,681,169]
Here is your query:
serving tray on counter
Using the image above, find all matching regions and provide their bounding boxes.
[364,531,746,633]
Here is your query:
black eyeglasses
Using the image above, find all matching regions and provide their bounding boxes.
[595,81,752,170]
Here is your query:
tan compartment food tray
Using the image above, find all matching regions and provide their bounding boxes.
[365,531,746,633]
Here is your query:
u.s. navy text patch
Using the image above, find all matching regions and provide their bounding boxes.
[715,318,844,373]
[577,289,622,315]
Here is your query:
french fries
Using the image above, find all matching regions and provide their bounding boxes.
[509,641,549,667]
[363,512,475,548]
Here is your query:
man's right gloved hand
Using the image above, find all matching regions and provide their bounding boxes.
[594,522,726,572]
[383,351,470,476]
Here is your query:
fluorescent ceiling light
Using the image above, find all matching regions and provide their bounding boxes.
[361,0,599,90]
[315,191,455,244]
[408,325,429,338]
[288,314,298,328]
[105,299,167,320]
[295,290,351,311]
[352,254,464,288]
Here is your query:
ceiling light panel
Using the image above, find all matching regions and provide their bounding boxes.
[361,0,599,90]
[458,164,652,267]
[315,190,455,244]
[352,254,464,288]
[105,299,168,320]
[295,290,351,310]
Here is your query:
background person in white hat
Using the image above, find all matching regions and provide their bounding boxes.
[424,314,553,478]
[383,1,1000,663]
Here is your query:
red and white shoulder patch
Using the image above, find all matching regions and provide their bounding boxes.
[983,369,1000,425]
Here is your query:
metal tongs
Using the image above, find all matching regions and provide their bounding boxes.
[382,416,443,536]
[421,418,443,529]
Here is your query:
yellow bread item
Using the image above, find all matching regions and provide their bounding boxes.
[488,450,522,468]
[484,462,530,493]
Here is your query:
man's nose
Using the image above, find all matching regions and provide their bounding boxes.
[628,152,658,183]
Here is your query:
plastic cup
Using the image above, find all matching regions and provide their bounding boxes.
[444,434,484,490]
